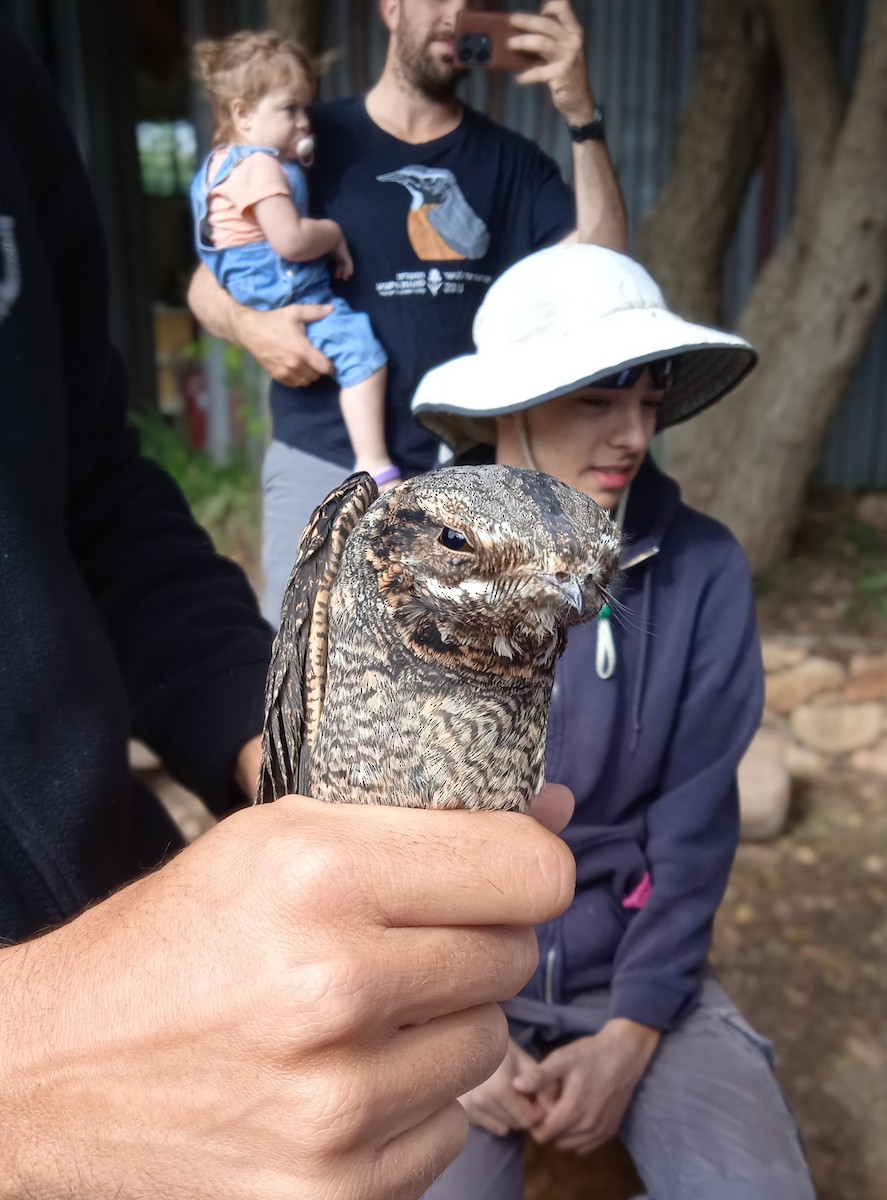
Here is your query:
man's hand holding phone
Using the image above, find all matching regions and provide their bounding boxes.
[454,10,539,72]
[508,2,598,125]
[455,3,597,130]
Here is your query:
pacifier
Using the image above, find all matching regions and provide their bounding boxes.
[296,135,315,167]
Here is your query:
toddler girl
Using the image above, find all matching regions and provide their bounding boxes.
[191,31,398,490]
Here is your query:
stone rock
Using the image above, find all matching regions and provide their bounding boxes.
[845,664,887,703]
[790,703,883,756]
[765,657,848,715]
[761,639,807,673]
[856,493,887,531]
[850,738,887,779]
[786,741,830,781]
[129,739,161,772]
[850,652,887,677]
[738,727,792,841]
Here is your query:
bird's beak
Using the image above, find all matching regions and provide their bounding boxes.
[540,573,584,614]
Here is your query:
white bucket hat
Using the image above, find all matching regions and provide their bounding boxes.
[412,244,757,455]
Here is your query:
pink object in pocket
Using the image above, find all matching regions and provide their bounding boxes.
[623,871,652,909]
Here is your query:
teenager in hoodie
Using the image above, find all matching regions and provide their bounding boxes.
[412,245,816,1199]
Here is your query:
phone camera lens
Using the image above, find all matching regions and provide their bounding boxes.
[457,39,473,63]
[476,43,490,63]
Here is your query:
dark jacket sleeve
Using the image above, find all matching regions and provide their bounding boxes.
[3,22,274,815]
[66,359,274,815]
[608,540,764,1029]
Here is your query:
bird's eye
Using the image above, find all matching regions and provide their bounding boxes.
[439,527,469,552]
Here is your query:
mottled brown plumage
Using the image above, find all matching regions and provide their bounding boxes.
[258,465,620,812]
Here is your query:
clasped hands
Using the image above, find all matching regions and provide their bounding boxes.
[461,1019,661,1157]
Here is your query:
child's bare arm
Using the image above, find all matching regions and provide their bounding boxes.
[252,194,347,264]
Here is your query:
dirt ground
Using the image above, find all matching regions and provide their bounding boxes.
[155,490,886,1200]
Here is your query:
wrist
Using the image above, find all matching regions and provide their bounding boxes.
[563,106,597,127]
[567,104,605,143]
[559,85,598,127]
[603,1017,661,1056]
[233,300,262,350]
[0,941,59,1195]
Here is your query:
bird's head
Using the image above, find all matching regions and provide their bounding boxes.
[344,465,621,681]
[376,166,456,206]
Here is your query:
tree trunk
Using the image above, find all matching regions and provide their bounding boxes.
[638,0,774,325]
[644,0,887,570]
[660,0,844,509]
[266,0,324,54]
[709,0,887,569]
[737,0,845,358]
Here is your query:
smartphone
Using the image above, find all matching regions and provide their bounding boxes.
[454,11,540,71]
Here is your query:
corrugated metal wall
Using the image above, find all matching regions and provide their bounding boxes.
[318,0,885,488]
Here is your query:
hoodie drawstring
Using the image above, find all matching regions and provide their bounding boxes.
[597,484,653,751]
[630,565,653,753]
[595,605,616,679]
[595,487,630,680]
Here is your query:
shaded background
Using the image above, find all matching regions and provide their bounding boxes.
[2,0,883,487]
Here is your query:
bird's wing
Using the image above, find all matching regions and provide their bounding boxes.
[257,472,378,803]
[428,188,490,258]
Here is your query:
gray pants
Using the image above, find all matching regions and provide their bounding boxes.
[261,440,348,625]
[425,979,815,1200]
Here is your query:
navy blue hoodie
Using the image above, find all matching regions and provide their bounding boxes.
[515,456,764,1031]
[0,25,273,942]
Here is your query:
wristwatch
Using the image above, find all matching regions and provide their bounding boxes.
[567,105,605,143]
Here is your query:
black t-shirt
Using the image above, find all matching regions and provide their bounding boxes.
[270,96,575,472]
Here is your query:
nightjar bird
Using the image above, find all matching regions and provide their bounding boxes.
[258,465,620,812]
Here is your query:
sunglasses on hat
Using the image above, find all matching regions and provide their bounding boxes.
[595,356,681,391]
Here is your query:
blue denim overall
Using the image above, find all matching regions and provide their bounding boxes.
[190,145,386,389]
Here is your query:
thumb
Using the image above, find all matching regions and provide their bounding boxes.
[292,303,335,325]
[513,1047,567,1093]
[529,783,574,834]
[512,1061,550,1093]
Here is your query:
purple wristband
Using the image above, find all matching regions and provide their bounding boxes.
[372,465,402,487]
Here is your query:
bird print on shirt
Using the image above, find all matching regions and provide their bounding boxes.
[377,166,490,260]
[258,465,620,812]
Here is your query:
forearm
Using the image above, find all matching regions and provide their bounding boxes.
[278,216,343,263]
[606,1016,661,1060]
[567,139,628,251]
[510,2,628,251]
[0,931,90,1196]
[187,262,247,343]
[187,263,334,386]
[608,840,735,1029]
[560,88,627,250]
[1,947,35,1195]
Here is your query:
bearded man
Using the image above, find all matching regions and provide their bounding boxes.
[189,0,626,622]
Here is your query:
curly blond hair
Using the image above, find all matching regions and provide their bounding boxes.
[194,30,318,144]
